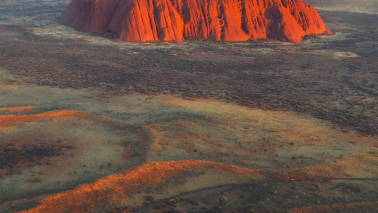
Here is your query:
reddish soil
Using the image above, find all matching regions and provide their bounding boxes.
[0,138,75,178]
[0,110,87,128]
[121,130,152,161]
[61,0,330,43]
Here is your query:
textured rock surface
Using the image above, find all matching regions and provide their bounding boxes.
[61,0,330,43]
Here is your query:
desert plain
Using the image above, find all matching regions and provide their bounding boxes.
[0,0,378,212]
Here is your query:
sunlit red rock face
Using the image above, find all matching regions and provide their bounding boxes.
[61,0,330,43]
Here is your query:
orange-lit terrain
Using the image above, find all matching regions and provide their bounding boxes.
[61,0,330,43]
[0,110,87,128]
[1,0,378,212]
[0,108,152,205]
[19,160,259,213]
[1,94,377,212]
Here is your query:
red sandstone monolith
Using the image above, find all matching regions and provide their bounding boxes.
[61,0,330,43]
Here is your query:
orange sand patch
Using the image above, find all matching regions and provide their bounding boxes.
[292,201,378,213]
[335,157,378,178]
[148,127,164,150]
[21,160,259,213]
[276,131,326,145]
[0,106,37,112]
[0,110,87,128]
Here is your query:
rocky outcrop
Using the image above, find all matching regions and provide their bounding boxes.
[61,0,330,43]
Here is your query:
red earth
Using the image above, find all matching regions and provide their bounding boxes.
[61,0,330,43]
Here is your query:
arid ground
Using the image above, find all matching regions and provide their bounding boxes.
[0,0,378,212]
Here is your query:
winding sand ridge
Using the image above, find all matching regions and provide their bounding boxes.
[20,160,260,213]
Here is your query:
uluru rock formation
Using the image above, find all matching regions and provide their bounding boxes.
[61,0,330,43]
